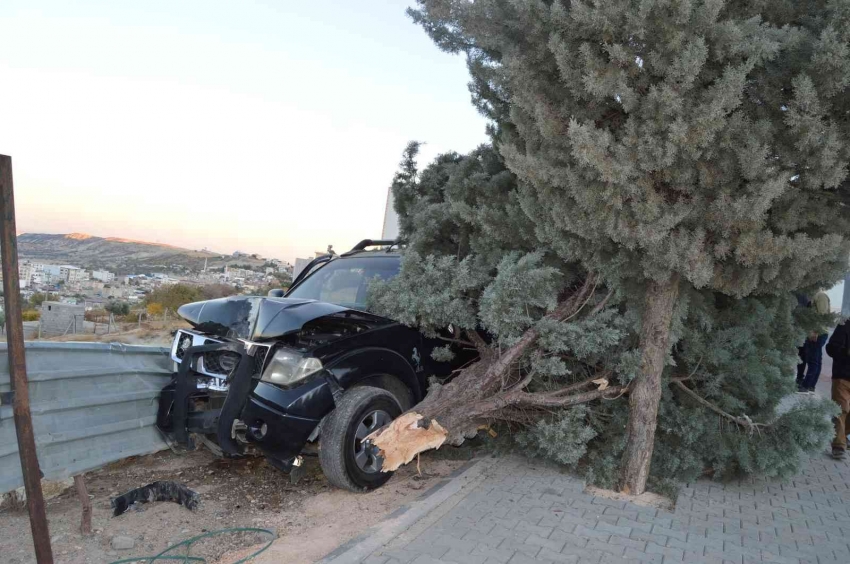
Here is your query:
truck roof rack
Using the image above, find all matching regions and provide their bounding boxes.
[342,239,402,256]
[348,239,398,252]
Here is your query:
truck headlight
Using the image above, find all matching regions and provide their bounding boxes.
[260,349,323,387]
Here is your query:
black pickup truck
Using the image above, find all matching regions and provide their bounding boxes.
[157,240,465,491]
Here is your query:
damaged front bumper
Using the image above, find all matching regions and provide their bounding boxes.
[156,339,335,469]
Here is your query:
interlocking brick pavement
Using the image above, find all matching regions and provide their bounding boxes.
[354,452,850,564]
[324,356,849,564]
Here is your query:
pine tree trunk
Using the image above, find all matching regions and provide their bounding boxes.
[618,274,680,495]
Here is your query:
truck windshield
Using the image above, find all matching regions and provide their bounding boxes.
[286,256,400,310]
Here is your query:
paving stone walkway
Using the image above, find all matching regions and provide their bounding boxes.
[352,451,850,564]
[322,351,848,564]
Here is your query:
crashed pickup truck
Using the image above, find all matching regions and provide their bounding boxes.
[157,240,465,491]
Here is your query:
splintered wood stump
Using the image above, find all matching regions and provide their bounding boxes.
[73,475,92,536]
[367,413,448,471]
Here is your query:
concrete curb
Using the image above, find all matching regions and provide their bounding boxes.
[318,456,495,564]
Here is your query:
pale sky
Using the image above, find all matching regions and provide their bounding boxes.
[0,1,488,262]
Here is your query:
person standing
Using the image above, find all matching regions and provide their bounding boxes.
[827,318,850,460]
[796,293,812,391]
[798,290,832,393]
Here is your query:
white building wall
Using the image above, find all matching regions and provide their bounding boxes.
[92,270,115,282]
[293,258,310,280]
[382,186,400,240]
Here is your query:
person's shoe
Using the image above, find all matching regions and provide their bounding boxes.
[796,387,809,394]
[806,388,816,395]
[832,447,846,460]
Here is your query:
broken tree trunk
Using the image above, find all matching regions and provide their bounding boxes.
[370,275,628,471]
[618,274,681,496]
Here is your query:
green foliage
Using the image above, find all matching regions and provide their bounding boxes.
[408,0,850,296]
[21,310,40,322]
[369,252,490,338]
[105,301,130,316]
[392,0,850,492]
[479,252,562,344]
[29,292,58,307]
[375,139,838,493]
[144,284,204,311]
[515,407,597,467]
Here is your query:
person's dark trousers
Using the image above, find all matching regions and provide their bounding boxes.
[802,333,829,390]
[797,346,807,387]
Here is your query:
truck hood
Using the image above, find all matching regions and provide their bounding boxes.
[177,296,350,341]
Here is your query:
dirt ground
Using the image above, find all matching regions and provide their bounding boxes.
[0,447,470,564]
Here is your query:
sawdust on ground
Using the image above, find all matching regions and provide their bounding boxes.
[584,484,674,511]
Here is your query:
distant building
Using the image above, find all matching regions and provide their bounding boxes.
[39,301,86,337]
[42,264,85,284]
[84,298,107,311]
[382,185,400,239]
[91,270,115,283]
[292,252,328,279]
[19,261,45,288]
[293,258,310,280]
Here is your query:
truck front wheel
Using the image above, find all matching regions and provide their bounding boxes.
[319,386,402,492]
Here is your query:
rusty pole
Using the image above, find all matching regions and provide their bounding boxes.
[0,155,54,563]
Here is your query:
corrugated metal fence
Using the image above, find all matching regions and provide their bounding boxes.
[0,342,173,494]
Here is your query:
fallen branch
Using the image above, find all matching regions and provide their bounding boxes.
[368,275,614,470]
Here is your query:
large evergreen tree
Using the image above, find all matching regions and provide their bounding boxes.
[379,0,850,494]
[371,143,836,494]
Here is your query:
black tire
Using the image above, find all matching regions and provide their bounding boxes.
[319,386,402,492]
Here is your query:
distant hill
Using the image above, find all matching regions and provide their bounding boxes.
[17,233,266,274]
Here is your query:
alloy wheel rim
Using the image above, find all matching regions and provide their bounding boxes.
[353,409,391,473]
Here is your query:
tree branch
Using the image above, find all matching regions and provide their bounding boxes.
[541,372,613,397]
[589,288,614,317]
[557,274,599,323]
[480,274,600,394]
[672,380,769,434]
[509,384,628,409]
[506,369,535,392]
[436,335,477,348]
[466,329,491,358]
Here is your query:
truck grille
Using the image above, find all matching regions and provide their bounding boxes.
[201,345,271,379]
[172,330,271,382]
[202,351,240,376]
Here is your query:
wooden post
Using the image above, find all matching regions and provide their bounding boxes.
[0,154,54,563]
[73,475,92,536]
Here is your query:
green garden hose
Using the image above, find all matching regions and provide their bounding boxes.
[107,527,275,564]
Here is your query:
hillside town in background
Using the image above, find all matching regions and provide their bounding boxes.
[0,232,337,338]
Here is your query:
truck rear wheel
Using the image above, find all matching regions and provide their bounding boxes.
[319,386,401,492]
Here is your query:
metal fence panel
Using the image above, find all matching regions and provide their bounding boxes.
[0,341,173,494]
